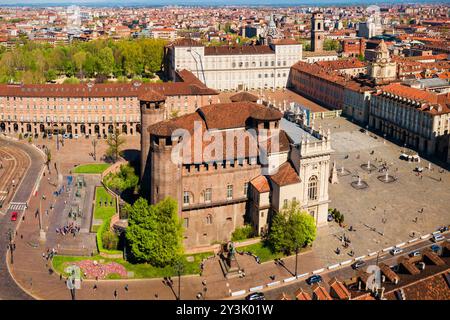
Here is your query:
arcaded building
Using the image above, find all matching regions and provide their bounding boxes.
[0,70,218,136]
[141,100,333,249]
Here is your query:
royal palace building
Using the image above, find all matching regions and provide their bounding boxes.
[164,38,302,91]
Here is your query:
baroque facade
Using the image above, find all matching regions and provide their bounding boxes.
[140,101,333,248]
[164,38,302,91]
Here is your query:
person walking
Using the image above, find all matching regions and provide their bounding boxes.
[114,289,118,299]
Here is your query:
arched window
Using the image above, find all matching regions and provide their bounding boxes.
[308,176,318,201]
[206,214,212,225]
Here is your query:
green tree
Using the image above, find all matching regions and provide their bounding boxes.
[125,197,183,266]
[105,128,125,163]
[267,201,316,255]
[323,39,342,51]
[104,164,139,193]
[73,50,87,78]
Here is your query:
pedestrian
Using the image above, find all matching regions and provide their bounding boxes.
[124,284,129,292]
[93,284,97,291]
[114,289,118,299]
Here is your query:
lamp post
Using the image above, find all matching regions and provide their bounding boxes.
[294,246,299,277]
[7,228,15,265]
[91,139,97,161]
[174,260,184,301]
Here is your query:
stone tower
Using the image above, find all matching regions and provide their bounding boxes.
[139,90,166,193]
[311,12,325,52]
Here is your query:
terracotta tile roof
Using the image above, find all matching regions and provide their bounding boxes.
[250,175,270,193]
[0,81,217,98]
[311,284,332,300]
[291,61,347,86]
[250,107,283,121]
[295,288,312,300]
[229,91,258,103]
[170,38,202,47]
[199,102,271,130]
[379,263,401,284]
[329,278,351,300]
[379,82,450,115]
[385,271,450,300]
[148,102,290,164]
[317,58,367,70]
[269,161,300,186]
[138,90,166,102]
[204,45,274,56]
[271,39,300,45]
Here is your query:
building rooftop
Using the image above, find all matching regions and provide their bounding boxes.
[279,118,319,144]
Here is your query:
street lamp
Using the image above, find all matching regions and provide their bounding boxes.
[294,246,299,277]
[173,259,184,301]
[7,228,15,265]
[91,139,97,161]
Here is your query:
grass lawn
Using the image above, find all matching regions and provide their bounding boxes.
[94,187,116,220]
[237,242,285,263]
[52,251,213,279]
[237,242,311,263]
[73,163,111,174]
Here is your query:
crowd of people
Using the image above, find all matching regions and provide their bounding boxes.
[56,222,80,237]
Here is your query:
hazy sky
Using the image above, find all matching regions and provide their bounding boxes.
[0,0,443,5]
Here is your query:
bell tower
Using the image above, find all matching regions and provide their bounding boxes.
[311,12,324,52]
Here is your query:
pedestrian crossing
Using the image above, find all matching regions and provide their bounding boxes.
[0,194,6,202]
[9,202,27,211]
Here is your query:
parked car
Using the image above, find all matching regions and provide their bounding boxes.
[306,275,322,285]
[390,247,403,256]
[103,134,107,139]
[47,133,53,139]
[245,292,265,300]
[24,133,29,138]
[409,250,421,257]
[438,226,448,233]
[327,214,333,222]
[10,211,18,221]
[352,260,366,270]
[97,134,101,139]
[62,133,69,139]
[432,234,445,242]
[85,134,90,139]
[73,134,79,139]
[431,244,441,253]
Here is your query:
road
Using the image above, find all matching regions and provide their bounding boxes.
[238,233,449,300]
[0,137,44,300]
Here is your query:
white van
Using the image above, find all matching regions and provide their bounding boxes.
[390,247,403,255]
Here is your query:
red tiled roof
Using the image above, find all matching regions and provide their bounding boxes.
[250,175,270,193]
[312,284,332,300]
[0,80,217,98]
[317,58,367,70]
[269,161,300,186]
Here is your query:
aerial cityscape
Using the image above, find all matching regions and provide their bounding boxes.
[0,0,449,306]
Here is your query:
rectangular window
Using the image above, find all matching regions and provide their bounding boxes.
[183,218,189,228]
[227,184,233,200]
[204,188,212,202]
[243,182,248,196]
[183,191,190,205]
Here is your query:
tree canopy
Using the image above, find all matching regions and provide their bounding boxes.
[267,201,316,255]
[125,197,184,266]
[0,37,166,84]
